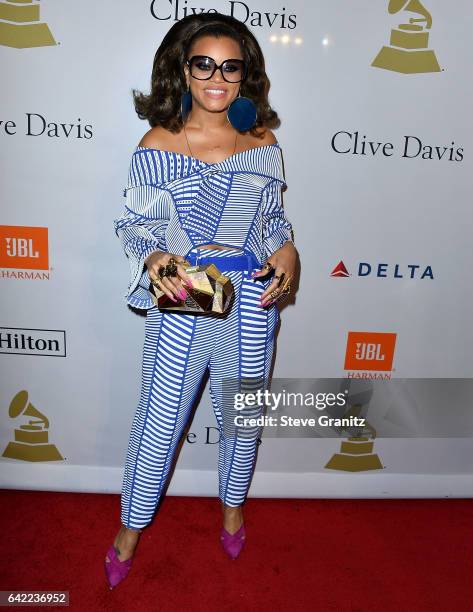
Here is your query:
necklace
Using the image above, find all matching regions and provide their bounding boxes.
[183,123,238,162]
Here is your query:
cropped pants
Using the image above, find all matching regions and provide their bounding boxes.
[120,247,280,529]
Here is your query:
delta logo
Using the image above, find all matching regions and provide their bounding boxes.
[331,260,433,280]
[344,331,397,379]
[0,225,50,280]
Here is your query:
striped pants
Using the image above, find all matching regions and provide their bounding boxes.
[121,247,279,529]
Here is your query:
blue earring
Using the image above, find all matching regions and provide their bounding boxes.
[227,93,257,132]
[181,88,192,122]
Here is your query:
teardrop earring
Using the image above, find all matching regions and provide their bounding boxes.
[227,90,257,132]
[181,86,192,122]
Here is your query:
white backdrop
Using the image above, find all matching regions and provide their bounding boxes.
[1,0,472,497]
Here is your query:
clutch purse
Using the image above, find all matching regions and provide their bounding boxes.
[149,261,234,314]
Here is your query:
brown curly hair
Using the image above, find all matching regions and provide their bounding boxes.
[132,12,280,136]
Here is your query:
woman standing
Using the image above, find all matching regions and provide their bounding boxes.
[106,12,297,589]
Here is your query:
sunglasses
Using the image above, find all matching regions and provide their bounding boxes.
[186,55,247,83]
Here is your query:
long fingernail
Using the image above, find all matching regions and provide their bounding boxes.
[178,289,187,300]
[185,279,193,289]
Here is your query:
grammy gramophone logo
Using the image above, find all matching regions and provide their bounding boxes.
[325,404,383,472]
[2,390,63,462]
[372,0,441,74]
[0,0,56,49]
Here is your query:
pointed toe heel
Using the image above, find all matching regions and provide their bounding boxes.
[220,524,246,560]
[105,526,143,589]
[104,545,134,589]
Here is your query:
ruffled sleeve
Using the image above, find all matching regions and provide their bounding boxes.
[113,151,171,309]
[261,149,294,260]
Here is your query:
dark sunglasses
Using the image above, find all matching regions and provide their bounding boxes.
[186,55,247,83]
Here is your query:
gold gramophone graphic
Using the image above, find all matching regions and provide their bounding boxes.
[372,0,440,74]
[2,390,63,462]
[0,0,56,49]
[325,404,383,472]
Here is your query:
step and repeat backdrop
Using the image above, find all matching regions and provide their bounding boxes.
[1,1,472,497]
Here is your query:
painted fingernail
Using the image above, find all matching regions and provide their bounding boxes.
[178,289,187,300]
[185,279,194,289]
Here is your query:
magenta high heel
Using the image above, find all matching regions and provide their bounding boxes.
[104,527,142,590]
[220,524,246,560]
[104,545,134,590]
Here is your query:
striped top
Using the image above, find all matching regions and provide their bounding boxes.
[114,142,294,309]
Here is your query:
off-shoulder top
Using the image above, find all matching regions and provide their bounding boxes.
[113,142,295,310]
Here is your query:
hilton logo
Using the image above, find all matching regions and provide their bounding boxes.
[0,328,66,357]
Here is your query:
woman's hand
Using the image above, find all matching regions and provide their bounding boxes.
[145,250,194,303]
[252,241,297,307]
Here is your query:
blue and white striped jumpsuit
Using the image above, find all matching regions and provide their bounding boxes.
[114,142,294,529]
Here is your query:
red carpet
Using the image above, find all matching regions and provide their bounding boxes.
[1,490,471,611]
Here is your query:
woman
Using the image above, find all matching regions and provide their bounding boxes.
[105,12,297,589]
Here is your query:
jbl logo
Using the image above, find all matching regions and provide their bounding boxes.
[355,343,385,362]
[0,226,48,270]
[344,332,396,372]
[5,238,39,259]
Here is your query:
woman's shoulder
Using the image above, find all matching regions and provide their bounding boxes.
[243,128,278,149]
[138,126,179,151]
[246,129,285,185]
[129,127,186,187]
[138,126,278,152]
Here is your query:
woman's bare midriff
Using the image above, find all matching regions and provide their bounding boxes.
[197,244,242,251]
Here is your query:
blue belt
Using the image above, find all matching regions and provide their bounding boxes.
[185,252,260,273]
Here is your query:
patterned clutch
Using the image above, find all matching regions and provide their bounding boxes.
[149,262,234,314]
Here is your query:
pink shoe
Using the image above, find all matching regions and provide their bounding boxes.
[220,524,246,560]
[105,527,143,589]
[104,544,134,590]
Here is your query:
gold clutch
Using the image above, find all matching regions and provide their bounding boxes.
[149,262,234,314]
